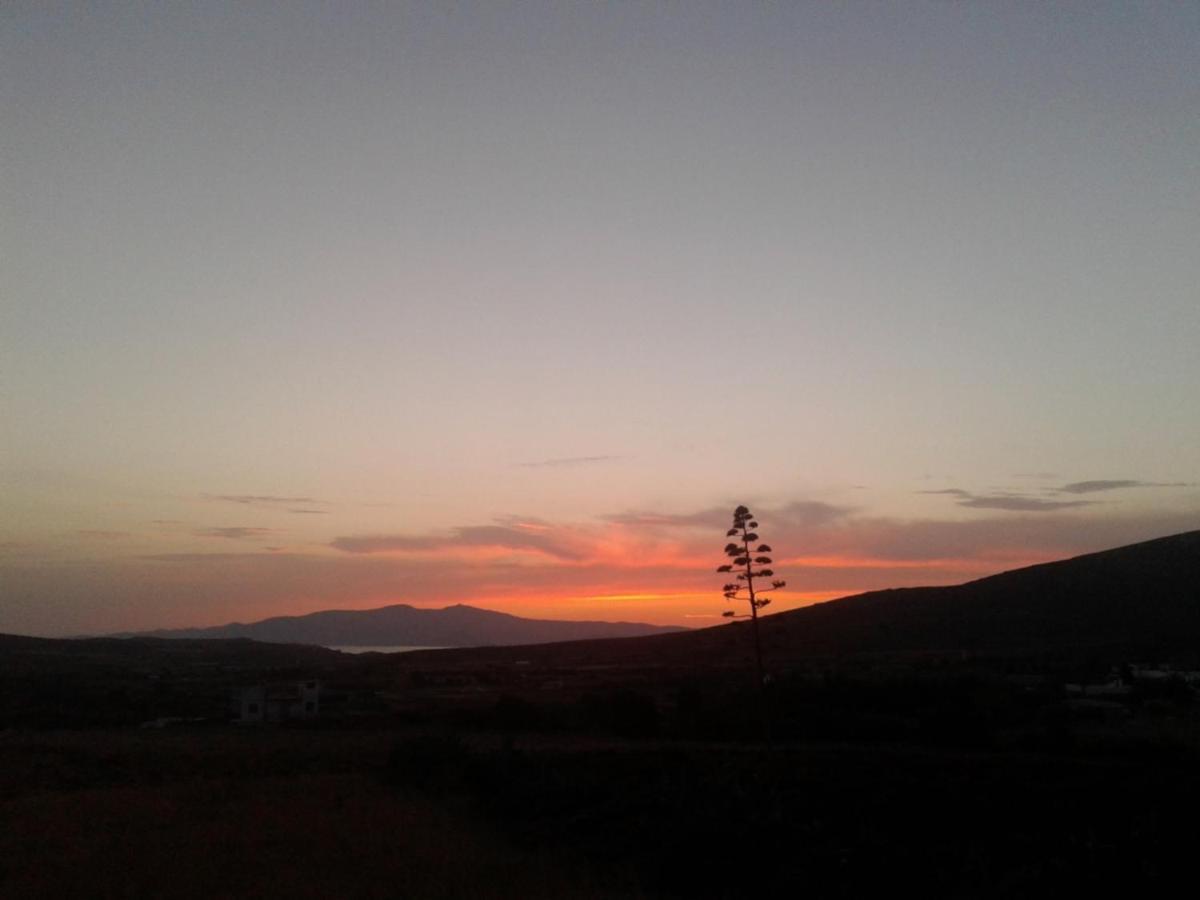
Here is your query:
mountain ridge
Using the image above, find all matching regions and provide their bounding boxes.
[117,602,687,647]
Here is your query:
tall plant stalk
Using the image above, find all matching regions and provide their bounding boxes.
[716,505,786,741]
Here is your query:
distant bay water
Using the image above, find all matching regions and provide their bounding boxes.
[327,645,446,655]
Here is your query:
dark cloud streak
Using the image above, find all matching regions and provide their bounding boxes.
[208,494,321,506]
[955,495,1094,512]
[331,524,583,560]
[194,527,274,540]
[1058,479,1189,494]
[919,487,1093,512]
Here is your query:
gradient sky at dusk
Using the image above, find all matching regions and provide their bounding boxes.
[3,2,1198,636]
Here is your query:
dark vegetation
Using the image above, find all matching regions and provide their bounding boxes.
[2,530,1199,896]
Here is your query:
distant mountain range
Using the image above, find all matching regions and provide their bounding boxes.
[121,603,686,647]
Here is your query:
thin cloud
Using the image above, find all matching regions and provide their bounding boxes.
[955,495,1094,512]
[604,501,851,530]
[919,488,1092,512]
[288,508,328,515]
[76,530,131,540]
[331,523,584,560]
[142,552,289,563]
[516,455,623,468]
[208,494,320,506]
[1057,479,1189,495]
[330,534,436,554]
[194,527,275,540]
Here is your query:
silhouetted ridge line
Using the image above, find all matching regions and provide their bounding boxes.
[117,603,686,647]
[773,528,1200,654]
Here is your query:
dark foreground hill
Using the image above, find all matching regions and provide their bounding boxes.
[399,529,1200,668]
[124,603,686,647]
[760,527,1200,656]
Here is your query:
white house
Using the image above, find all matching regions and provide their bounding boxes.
[236,680,321,723]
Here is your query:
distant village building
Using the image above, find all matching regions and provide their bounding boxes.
[236,680,321,723]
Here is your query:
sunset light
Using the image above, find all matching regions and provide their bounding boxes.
[3,5,1199,896]
[1,3,1196,642]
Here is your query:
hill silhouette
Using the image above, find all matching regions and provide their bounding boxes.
[122,603,686,647]
[757,527,1200,657]
[398,529,1200,667]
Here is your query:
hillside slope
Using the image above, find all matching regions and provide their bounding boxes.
[763,527,1200,656]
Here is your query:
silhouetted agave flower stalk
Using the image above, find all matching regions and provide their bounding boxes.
[716,505,785,738]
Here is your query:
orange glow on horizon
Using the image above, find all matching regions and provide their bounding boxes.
[780,554,1007,571]
[580,592,700,602]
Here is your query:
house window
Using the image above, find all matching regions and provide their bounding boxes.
[305,701,315,713]
[247,703,259,715]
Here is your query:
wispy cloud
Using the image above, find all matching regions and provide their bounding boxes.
[921,476,1193,510]
[207,494,321,506]
[1057,479,1189,495]
[144,551,286,563]
[604,500,851,530]
[515,455,623,469]
[956,495,1094,512]
[194,527,275,540]
[919,488,1093,512]
[331,522,585,560]
[76,530,131,540]
[287,508,328,515]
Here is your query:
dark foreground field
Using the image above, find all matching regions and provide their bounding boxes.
[4,721,1200,899]
[0,729,618,899]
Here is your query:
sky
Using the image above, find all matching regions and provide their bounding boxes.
[2,2,1198,636]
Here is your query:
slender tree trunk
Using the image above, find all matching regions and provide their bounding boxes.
[743,526,771,744]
